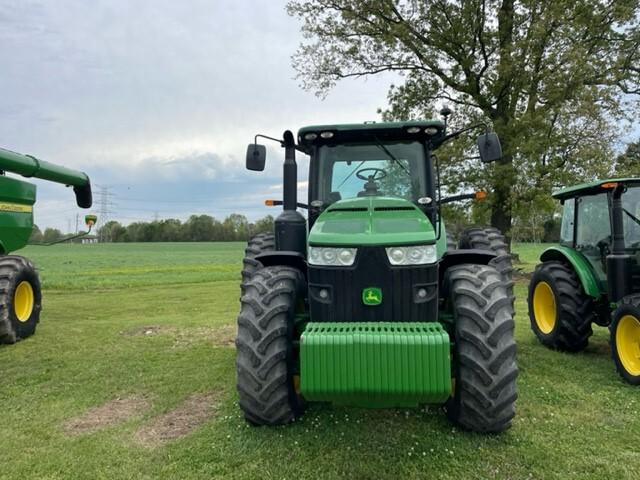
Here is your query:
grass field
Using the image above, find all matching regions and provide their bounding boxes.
[1,242,639,479]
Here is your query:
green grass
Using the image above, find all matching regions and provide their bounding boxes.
[1,242,639,479]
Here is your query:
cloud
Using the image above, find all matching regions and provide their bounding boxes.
[1,0,394,231]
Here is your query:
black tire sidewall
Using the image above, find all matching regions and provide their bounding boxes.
[528,266,562,343]
[445,264,517,432]
[236,266,306,425]
[610,303,640,385]
[3,261,42,340]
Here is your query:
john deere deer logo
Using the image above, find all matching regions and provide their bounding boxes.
[362,287,382,306]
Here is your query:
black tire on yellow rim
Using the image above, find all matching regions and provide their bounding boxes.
[527,261,594,352]
[616,316,640,376]
[610,296,640,385]
[14,281,35,322]
[532,281,556,334]
[0,255,42,344]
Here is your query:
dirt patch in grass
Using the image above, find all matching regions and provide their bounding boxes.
[121,324,235,347]
[121,325,168,336]
[211,323,236,346]
[134,392,219,447]
[63,395,151,435]
[173,324,236,347]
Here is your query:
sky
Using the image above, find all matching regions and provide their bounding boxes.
[0,0,394,232]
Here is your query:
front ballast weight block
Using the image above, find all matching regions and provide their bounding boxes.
[300,322,451,407]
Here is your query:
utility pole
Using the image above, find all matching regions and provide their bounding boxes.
[75,213,79,234]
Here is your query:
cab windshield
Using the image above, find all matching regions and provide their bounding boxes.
[315,142,427,204]
[622,185,640,250]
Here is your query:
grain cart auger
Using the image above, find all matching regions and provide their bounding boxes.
[236,115,518,433]
[0,147,94,344]
[528,179,640,384]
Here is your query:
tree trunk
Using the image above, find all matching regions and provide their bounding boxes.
[490,165,513,248]
[489,132,515,249]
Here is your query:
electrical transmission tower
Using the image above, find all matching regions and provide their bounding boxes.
[94,185,116,242]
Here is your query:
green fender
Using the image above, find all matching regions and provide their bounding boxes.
[539,246,602,298]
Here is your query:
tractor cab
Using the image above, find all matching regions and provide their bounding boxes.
[529,178,640,385]
[554,178,640,298]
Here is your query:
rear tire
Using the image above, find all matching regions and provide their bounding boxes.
[528,261,594,352]
[610,295,640,385]
[236,266,305,425]
[0,256,42,344]
[446,231,457,251]
[241,233,275,294]
[445,264,518,433]
[458,226,513,305]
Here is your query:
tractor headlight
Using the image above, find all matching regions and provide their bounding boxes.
[385,245,437,265]
[308,246,357,266]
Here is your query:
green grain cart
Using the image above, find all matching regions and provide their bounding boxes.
[0,147,93,344]
[528,179,640,384]
[237,118,518,433]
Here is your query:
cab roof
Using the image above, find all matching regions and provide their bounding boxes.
[552,178,640,200]
[297,120,445,150]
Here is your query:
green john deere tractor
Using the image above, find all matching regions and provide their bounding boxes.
[529,179,640,384]
[236,116,518,433]
[0,147,94,344]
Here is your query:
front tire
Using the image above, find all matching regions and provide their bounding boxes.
[610,295,640,385]
[236,266,305,425]
[445,264,518,433]
[528,261,594,352]
[0,256,42,344]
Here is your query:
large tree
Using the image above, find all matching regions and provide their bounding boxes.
[615,139,640,176]
[287,0,640,237]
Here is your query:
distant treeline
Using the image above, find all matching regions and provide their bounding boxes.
[32,211,562,245]
[30,214,274,243]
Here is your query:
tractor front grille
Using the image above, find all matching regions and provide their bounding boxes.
[308,246,438,322]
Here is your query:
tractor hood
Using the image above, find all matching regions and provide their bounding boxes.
[308,197,435,246]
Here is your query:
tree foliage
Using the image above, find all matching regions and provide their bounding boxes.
[29,225,43,243]
[615,139,640,176]
[287,0,640,238]
[42,228,63,243]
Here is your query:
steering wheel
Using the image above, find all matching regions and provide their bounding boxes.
[597,236,611,257]
[356,168,387,181]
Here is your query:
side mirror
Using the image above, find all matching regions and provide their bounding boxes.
[477,133,502,163]
[246,144,266,171]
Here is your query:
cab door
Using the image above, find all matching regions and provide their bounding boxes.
[575,192,611,289]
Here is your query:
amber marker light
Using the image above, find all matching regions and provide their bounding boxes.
[601,182,619,189]
[475,191,488,200]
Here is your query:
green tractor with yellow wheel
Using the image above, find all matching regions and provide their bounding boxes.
[237,116,518,433]
[0,147,94,344]
[528,179,640,384]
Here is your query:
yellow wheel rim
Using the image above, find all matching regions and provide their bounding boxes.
[533,281,556,334]
[616,315,640,377]
[14,281,35,322]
